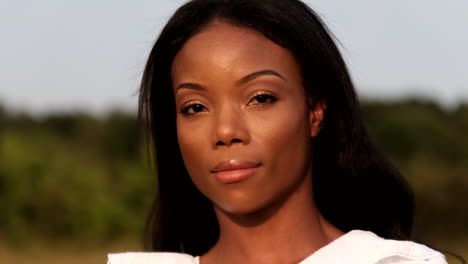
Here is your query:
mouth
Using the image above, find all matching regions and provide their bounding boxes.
[211,160,261,184]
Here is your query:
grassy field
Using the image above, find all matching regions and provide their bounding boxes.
[0,239,141,264]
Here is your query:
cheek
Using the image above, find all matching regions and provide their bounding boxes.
[256,101,309,149]
[177,119,205,165]
[176,118,212,187]
[252,101,312,175]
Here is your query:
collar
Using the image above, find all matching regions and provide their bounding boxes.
[300,230,444,264]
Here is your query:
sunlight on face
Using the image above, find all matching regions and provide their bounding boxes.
[172,22,318,215]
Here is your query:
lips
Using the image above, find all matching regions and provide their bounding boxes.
[211,160,261,184]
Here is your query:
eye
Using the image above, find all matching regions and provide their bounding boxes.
[248,92,278,106]
[181,103,206,115]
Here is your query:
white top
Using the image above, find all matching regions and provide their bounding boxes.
[107,230,446,264]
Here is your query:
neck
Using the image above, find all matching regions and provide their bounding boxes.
[201,174,344,264]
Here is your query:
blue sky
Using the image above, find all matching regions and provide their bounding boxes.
[1,0,467,114]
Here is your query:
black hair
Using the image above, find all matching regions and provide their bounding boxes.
[139,0,414,256]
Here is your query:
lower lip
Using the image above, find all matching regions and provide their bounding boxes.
[213,167,258,184]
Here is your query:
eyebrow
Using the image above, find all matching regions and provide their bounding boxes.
[175,82,204,91]
[236,69,286,86]
[175,69,286,91]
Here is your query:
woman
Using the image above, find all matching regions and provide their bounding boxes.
[108,0,448,263]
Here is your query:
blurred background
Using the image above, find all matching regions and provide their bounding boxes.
[0,0,467,263]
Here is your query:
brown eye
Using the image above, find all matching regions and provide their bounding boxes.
[248,93,278,106]
[256,94,269,103]
[182,103,206,114]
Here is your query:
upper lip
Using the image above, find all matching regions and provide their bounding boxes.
[211,160,261,173]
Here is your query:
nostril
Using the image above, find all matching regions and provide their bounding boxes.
[231,138,242,144]
[216,138,242,146]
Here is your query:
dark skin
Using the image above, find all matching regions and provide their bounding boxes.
[172,21,343,264]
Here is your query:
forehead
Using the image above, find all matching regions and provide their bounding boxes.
[171,21,300,83]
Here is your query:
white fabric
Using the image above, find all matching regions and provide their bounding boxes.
[107,230,446,264]
[107,252,200,264]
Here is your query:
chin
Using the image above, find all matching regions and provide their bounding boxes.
[212,189,284,219]
[215,201,262,216]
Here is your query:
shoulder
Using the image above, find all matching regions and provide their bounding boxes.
[301,230,447,264]
[107,252,199,264]
[349,230,447,264]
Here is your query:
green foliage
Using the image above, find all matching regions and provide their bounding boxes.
[0,110,152,243]
[361,100,468,241]
[0,100,466,245]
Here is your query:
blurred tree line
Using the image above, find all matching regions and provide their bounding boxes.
[0,106,152,244]
[361,100,468,244]
[0,100,466,246]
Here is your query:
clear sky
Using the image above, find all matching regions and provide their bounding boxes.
[1,0,467,114]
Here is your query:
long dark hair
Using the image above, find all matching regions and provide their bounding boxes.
[138,0,414,256]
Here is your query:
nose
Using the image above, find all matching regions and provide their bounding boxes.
[212,104,250,148]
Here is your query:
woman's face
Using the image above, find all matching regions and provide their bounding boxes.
[172,22,323,215]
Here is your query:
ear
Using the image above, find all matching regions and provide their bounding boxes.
[309,101,326,138]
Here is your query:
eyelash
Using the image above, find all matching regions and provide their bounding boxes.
[181,102,206,115]
[247,91,278,106]
[180,91,278,115]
